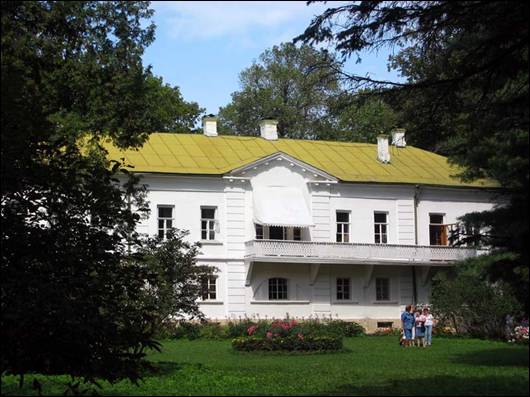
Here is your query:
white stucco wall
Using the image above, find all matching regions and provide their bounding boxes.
[132,163,496,322]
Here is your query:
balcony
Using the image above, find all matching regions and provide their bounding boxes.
[244,239,478,266]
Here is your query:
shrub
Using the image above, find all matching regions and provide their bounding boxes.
[227,319,257,338]
[327,320,366,337]
[232,335,343,352]
[199,322,227,340]
[431,258,522,340]
[172,321,202,340]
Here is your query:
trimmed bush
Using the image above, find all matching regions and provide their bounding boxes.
[232,335,343,352]
[326,320,365,337]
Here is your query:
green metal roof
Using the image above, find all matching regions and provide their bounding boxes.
[101,133,497,188]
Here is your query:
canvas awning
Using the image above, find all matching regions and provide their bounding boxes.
[252,186,314,228]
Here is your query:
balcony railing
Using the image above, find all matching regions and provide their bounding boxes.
[244,239,478,265]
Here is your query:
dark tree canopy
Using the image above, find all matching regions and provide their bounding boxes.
[297,0,529,310]
[1,1,206,390]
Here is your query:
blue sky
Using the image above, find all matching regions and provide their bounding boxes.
[143,1,401,115]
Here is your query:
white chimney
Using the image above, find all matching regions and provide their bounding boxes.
[202,116,218,137]
[391,128,406,147]
[377,135,390,163]
[259,119,278,140]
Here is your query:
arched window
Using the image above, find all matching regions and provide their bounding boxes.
[268,278,288,300]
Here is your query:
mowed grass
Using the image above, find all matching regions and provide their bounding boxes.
[1,336,528,396]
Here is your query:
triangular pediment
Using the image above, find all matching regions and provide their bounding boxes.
[225,151,338,182]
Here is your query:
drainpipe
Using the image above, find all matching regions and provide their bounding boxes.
[412,184,421,305]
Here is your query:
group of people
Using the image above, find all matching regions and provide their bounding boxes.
[400,305,435,347]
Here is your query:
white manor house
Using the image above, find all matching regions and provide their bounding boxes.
[105,117,498,330]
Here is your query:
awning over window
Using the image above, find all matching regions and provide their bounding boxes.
[252,186,314,228]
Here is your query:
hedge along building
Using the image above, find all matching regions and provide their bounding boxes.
[103,117,498,331]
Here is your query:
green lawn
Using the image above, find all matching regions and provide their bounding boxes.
[1,336,528,396]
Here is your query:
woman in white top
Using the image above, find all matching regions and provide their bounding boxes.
[423,307,435,346]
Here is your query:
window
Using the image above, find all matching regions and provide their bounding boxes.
[268,278,288,300]
[158,206,173,239]
[269,226,286,240]
[336,278,351,300]
[375,278,390,301]
[374,212,388,244]
[293,227,301,241]
[201,275,217,300]
[255,224,264,240]
[377,321,393,328]
[336,211,350,242]
[429,214,447,246]
[201,207,216,240]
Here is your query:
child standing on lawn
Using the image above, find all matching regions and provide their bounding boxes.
[423,307,435,346]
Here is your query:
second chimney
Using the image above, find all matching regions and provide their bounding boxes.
[203,115,218,137]
[377,134,390,163]
[391,128,406,147]
[259,119,279,140]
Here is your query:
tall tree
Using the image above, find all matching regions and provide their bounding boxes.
[0,0,205,390]
[324,91,399,142]
[145,75,204,132]
[218,42,343,139]
[297,1,529,310]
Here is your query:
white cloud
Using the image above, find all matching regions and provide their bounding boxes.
[152,1,328,44]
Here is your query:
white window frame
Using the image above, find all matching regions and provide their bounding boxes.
[375,277,391,301]
[336,211,350,243]
[201,275,218,301]
[268,277,288,300]
[429,213,447,246]
[255,226,303,241]
[336,277,351,301]
[157,205,174,240]
[200,206,217,241]
[374,211,388,244]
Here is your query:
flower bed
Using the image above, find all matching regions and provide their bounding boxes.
[232,335,343,352]
[508,325,529,345]
[231,320,343,352]
[371,327,401,336]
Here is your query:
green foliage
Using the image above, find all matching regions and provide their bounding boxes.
[232,336,343,352]
[198,323,227,340]
[319,319,366,337]
[1,142,159,385]
[431,257,522,339]
[144,75,204,132]
[218,42,343,139]
[0,0,205,390]
[173,322,203,341]
[135,229,214,328]
[226,319,266,338]
[323,92,399,142]
[218,43,399,142]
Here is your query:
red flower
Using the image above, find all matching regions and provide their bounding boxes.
[247,325,257,336]
[266,331,273,339]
